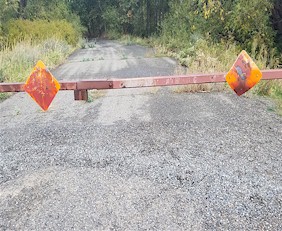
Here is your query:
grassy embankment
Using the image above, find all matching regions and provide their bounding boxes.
[114,33,282,115]
[0,20,82,101]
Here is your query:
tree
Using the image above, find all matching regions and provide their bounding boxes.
[68,0,169,37]
[160,0,275,52]
[272,0,282,50]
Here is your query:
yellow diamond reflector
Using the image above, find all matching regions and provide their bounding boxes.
[226,50,262,96]
[24,60,60,111]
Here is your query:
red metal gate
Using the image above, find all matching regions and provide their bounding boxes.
[1,69,282,101]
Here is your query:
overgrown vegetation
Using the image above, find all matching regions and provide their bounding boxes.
[69,0,169,37]
[157,0,279,68]
[0,0,282,113]
[113,0,282,114]
[0,0,84,47]
[0,0,83,86]
[253,80,282,115]
[0,38,74,83]
[153,0,282,113]
[4,19,80,47]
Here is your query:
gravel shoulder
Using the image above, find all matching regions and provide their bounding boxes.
[0,40,281,231]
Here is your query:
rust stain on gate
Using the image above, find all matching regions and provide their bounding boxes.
[1,51,282,111]
[1,69,282,101]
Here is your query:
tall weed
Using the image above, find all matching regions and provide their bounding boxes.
[0,38,74,83]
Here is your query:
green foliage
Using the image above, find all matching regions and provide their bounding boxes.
[272,0,282,51]
[253,80,282,115]
[226,0,274,50]
[154,0,282,115]
[0,93,12,101]
[102,6,122,33]
[119,34,151,47]
[68,0,106,37]
[160,0,276,55]
[0,0,84,49]
[5,19,81,46]
[0,0,18,23]
[0,0,18,45]
[0,0,280,112]
[254,80,282,98]
[22,0,74,21]
[69,0,169,37]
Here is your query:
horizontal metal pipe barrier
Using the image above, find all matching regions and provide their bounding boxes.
[1,69,282,100]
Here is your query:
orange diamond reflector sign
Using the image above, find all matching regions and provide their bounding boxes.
[24,60,60,111]
[226,50,262,96]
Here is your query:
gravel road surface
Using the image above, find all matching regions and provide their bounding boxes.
[0,40,281,230]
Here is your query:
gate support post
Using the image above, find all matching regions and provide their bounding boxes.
[74,90,88,101]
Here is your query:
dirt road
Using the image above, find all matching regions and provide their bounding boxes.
[0,40,281,230]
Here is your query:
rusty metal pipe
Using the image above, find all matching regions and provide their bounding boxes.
[1,69,282,93]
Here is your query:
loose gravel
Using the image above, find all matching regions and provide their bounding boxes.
[0,40,281,230]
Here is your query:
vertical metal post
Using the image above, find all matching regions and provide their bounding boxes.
[74,90,88,101]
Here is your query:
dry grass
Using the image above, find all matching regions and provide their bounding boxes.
[167,40,236,94]
[0,38,74,83]
[87,90,107,102]
[119,34,150,47]
[165,39,282,115]
[148,87,160,95]
[123,35,282,115]
[173,83,227,94]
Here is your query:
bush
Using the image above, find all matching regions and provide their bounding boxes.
[4,19,81,47]
[160,0,276,59]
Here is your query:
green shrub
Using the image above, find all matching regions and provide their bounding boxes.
[4,19,81,47]
[0,93,12,101]
[254,80,282,98]
[0,69,4,82]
